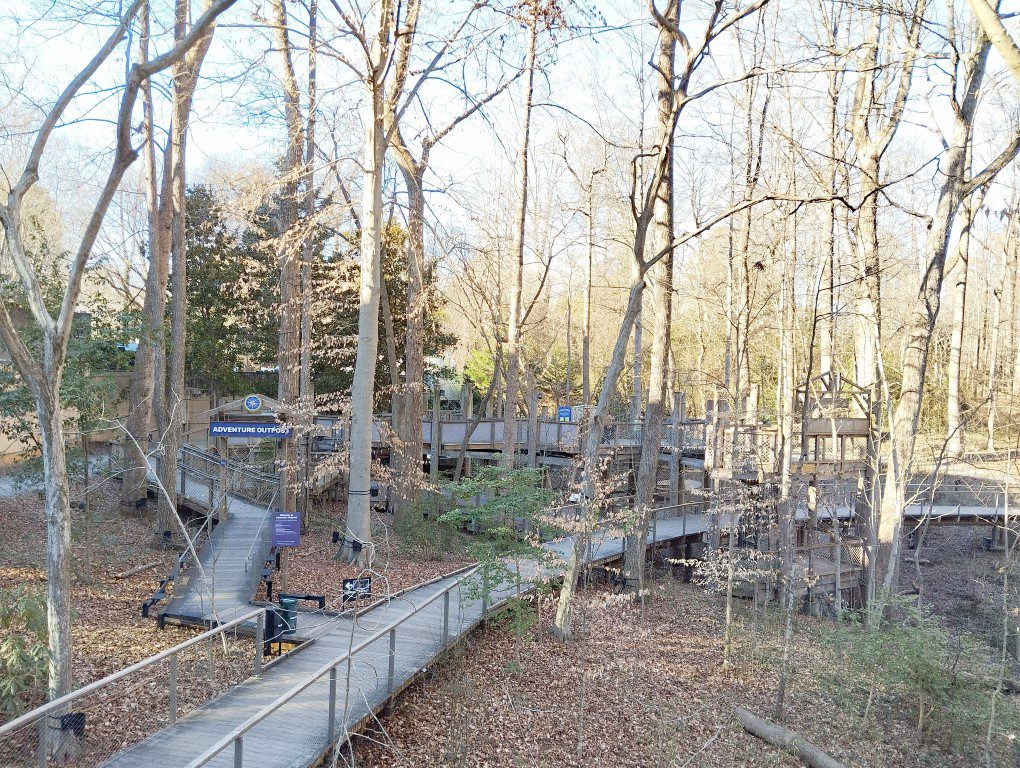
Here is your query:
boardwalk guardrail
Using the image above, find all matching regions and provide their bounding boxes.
[181,570,479,768]
[0,608,266,768]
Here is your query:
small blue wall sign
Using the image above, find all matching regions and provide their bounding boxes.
[556,406,572,422]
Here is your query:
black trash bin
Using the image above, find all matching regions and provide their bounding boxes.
[279,596,298,636]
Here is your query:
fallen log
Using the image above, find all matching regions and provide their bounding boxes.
[115,561,160,580]
[733,707,847,768]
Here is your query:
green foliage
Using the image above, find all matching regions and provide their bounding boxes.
[824,600,1016,751]
[440,465,556,616]
[312,222,455,405]
[0,586,48,718]
[0,271,134,454]
[184,186,278,396]
[181,186,454,403]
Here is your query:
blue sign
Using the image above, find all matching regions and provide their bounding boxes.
[209,421,293,439]
[272,511,300,547]
[244,394,263,412]
[557,406,572,423]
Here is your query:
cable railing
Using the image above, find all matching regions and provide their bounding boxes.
[180,569,480,768]
[0,608,266,768]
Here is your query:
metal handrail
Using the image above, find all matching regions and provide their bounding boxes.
[182,567,479,768]
[0,607,265,739]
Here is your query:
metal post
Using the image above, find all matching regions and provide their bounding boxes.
[234,737,243,768]
[254,612,265,676]
[169,654,179,724]
[443,589,450,644]
[387,628,396,697]
[37,717,47,768]
[327,667,337,742]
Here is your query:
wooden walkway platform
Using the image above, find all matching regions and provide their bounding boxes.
[105,507,719,768]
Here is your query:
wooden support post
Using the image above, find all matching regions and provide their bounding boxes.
[216,435,228,518]
[327,666,337,742]
[254,613,264,676]
[233,737,243,768]
[387,628,396,697]
[431,380,441,481]
[169,654,178,724]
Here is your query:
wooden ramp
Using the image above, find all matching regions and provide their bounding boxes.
[147,450,278,625]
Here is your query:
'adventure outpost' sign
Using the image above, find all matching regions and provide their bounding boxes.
[209,421,294,439]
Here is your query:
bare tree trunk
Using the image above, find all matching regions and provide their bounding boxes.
[501,18,538,471]
[158,0,216,536]
[583,180,594,406]
[38,391,72,702]
[986,230,1015,451]
[393,166,426,523]
[775,206,797,722]
[299,0,318,526]
[946,185,983,459]
[342,5,393,565]
[271,0,305,581]
[877,25,1020,606]
[624,0,675,594]
[122,0,172,509]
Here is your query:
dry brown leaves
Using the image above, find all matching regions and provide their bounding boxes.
[357,579,1010,768]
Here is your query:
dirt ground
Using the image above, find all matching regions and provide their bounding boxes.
[356,574,1020,768]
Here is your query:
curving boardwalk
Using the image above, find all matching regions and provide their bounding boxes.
[110,457,719,768]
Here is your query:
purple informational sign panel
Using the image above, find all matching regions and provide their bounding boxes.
[272,511,301,547]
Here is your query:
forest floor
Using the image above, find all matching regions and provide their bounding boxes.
[0,472,186,714]
[357,561,1020,768]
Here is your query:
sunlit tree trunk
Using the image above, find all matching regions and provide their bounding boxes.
[342,1,393,565]
[624,0,675,593]
[501,17,538,471]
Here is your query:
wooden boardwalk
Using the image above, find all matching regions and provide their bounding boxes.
[106,508,718,768]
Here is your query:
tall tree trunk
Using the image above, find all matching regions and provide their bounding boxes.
[271,0,305,579]
[394,164,427,524]
[158,0,215,536]
[299,0,318,525]
[987,230,1015,451]
[37,386,72,703]
[342,6,392,565]
[877,24,1017,606]
[500,18,538,471]
[946,184,983,459]
[624,0,675,593]
[122,0,172,509]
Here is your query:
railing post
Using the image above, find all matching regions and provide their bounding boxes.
[169,653,179,724]
[37,717,47,768]
[234,736,243,768]
[328,666,337,742]
[254,612,264,676]
[387,628,396,697]
[443,589,450,644]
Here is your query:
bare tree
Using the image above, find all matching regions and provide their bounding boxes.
[877,7,1020,606]
[0,0,234,708]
